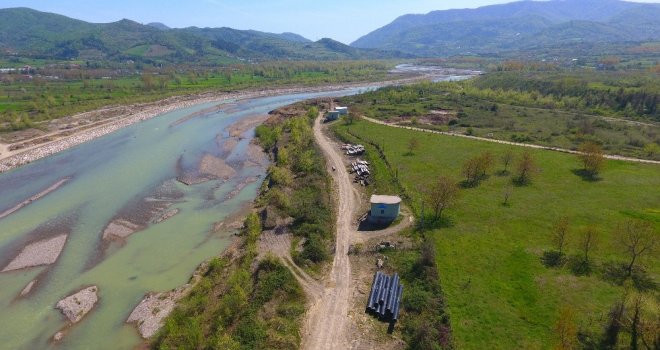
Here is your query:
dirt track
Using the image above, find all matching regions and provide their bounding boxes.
[302,115,362,350]
[363,116,660,165]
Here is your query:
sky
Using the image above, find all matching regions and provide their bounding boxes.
[2,0,660,44]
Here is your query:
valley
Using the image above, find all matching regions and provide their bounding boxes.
[0,0,658,349]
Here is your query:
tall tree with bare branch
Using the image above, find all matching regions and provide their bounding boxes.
[580,226,599,263]
[618,220,657,277]
[552,217,570,255]
[501,150,514,174]
[554,306,577,350]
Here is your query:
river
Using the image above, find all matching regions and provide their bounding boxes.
[0,87,369,350]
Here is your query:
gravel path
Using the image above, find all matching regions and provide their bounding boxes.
[302,114,361,350]
[363,117,660,165]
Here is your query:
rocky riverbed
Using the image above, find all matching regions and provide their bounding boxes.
[0,77,429,174]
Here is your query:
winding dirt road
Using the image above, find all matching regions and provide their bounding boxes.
[302,115,361,350]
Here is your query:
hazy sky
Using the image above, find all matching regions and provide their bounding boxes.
[2,0,660,43]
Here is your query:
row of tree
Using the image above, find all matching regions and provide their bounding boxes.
[547,216,657,280]
[421,149,541,223]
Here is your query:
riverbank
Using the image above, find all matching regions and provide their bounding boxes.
[0,76,429,174]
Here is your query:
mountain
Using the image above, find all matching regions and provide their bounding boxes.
[147,22,170,31]
[0,7,408,62]
[352,0,660,57]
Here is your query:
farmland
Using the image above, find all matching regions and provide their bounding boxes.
[333,118,659,349]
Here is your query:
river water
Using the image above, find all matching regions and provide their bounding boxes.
[0,88,366,350]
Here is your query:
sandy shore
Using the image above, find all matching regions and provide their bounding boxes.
[2,234,68,272]
[0,77,429,174]
[199,154,237,179]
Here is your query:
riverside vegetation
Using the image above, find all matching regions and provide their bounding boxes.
[152,105,334,349]
[332,114,659,349]
[0,61,393,132]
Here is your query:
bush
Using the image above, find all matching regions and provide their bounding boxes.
[255,125,281,151]
[301,233,328,263]
[269,166,293,187]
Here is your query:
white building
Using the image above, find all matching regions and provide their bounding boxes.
[369,195,401,224]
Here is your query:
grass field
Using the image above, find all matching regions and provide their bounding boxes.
[333,118,659,349]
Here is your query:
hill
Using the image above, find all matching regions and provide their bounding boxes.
[351,0,660,57]
[0,7,408,62]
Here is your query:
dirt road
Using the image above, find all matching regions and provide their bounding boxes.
[302,115,361,350]
[363,116,660,165]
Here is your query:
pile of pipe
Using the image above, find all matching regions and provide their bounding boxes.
[365,271,403,323]
[341,144,365,155]
[350,159,370,186]
[350,159,370,176]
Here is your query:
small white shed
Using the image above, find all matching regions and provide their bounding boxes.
[335,106,349,115]
[369,195,401,224]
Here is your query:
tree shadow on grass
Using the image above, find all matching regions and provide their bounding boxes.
[460,175,490,189]
[496,170,510,177]
[417,215,455,232]
[541,250,566,268]
[511,176,533,187]
[571,169,602,182]
[601,261,657,291]
[568,255,594,276]
[459,180,479,189]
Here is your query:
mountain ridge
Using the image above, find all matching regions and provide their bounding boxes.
[0,7,409,62]
[351,0,660,56]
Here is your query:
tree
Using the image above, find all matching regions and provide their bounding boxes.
[407,137,420,156]
[344,113,355,125]
[554,306,577,350]
[618,220,656,277]
[477,152,494,177]
[578,141,605,178]
[514,151,538,185]
[462,157,481,185]
[502,184,512,206]
[425,176,459,221]
[580,226,599,263]
[141,72,156,91]
[462,152,494,186]
[552,217,570,255]
[501,150,514,174]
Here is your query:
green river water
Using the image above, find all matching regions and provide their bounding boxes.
[0,88,364,350]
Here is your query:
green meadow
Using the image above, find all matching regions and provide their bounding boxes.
[333,119,659,349]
